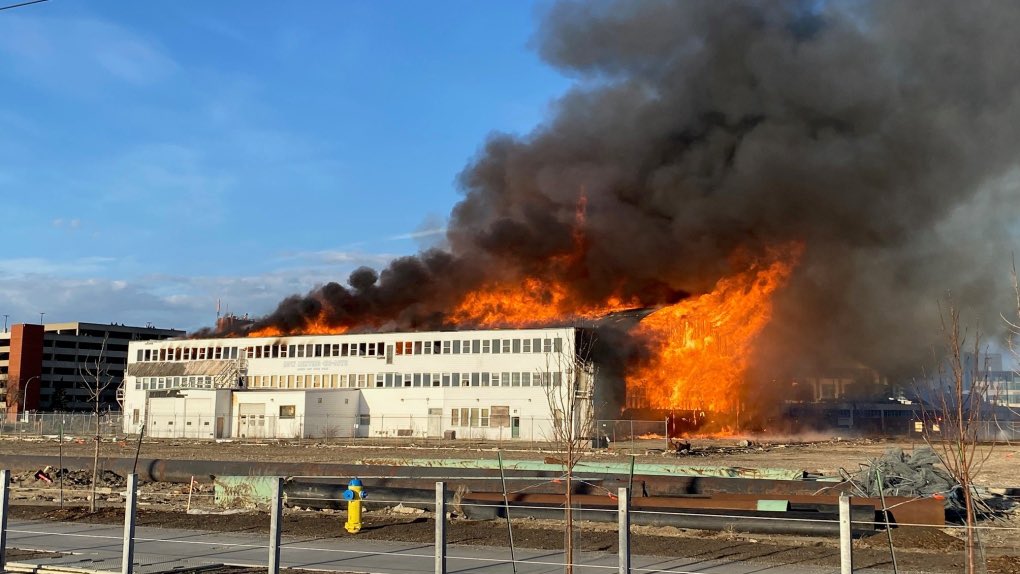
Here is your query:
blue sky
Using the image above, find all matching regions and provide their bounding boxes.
[0,0,571,332]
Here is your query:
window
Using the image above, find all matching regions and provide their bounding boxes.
[512,372,521,387]
[492,339,501,354]
[359,343,368,356]
[314,344,323,357]
[132,409,140,424]
[512,339,521,353]
[279,405,296,419]
[482,340,491,353]
[543,339,553,353]
[471,340,480,354]
[423,341,432,355]
[404,374,413,387]
[452,340,460,354]
[522,372,531,386]
[443,341,452,354]
[414,341,422,354]
[375,374,385,388]
[522,339,531,353]
[442,373,451,387]
[413,373,422,387]
[481,372,490,386]
[432,373,441,387]
[471,373,480,386]
[461,408,470,427]
[502,340,511,353]
[554,338,563,353]
[451,409,460,426]
[358,414,371,427]
[502,372,511,386]
[481,409,489,427]
[470,408,480,427]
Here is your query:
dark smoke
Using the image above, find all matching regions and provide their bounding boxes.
[229,0,1020,385]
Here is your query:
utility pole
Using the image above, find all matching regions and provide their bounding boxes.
[39,312,45,325]
[2,314,7,333]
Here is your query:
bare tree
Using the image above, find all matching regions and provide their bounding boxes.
[1003,256,1020,419]
[920,301,997,574]
[79,334,118,512]
[543,334,598,574]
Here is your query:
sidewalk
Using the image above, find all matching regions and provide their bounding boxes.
[5,519,827,574]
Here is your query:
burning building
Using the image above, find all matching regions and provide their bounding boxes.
[123,328,594,440]
[195,1,1020,431]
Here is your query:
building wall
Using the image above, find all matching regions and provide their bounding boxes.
[1,324,44,418]
[2,322,183,416]
[124,327,588,440]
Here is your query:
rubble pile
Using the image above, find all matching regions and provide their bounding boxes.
[846,447,958,505]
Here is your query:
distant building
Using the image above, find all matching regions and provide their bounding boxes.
[919,353,1020,409]
[0,322,184,418]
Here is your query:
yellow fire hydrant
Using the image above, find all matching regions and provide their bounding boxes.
[343,478,365,533]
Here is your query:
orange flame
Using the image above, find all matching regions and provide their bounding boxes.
[626,243,803,414]
[249,318,349,338]
[448,277,637,328]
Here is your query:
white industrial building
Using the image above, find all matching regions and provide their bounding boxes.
[122,327,593,441]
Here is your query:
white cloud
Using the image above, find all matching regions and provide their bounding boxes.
[0,256,116,277]
[0,15,177,91]
[0,252,399,333]
[387,227,447,241]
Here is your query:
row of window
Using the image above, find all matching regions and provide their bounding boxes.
[134,337,565,363]
[135,376,215,390]
[246,371,564,389]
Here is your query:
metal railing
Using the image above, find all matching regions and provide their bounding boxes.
[3,469,1013,574]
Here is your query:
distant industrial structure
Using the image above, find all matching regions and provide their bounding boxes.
[122,327,592,441]
[0,322,184,419]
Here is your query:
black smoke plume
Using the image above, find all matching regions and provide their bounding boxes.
[220,0,1020,386]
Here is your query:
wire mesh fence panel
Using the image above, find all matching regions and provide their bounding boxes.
[595,419,669,450]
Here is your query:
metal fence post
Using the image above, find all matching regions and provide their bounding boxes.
[122,473,138,574]
[269,476,283,574]
[839,494,853,574]
[618,487,630,574]
[0,469,10,571]
[435,481,446,574]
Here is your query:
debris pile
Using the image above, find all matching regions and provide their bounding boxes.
[845,447,958,507]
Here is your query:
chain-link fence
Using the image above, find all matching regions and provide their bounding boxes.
[0,412,671,447]
[0,413,125,439]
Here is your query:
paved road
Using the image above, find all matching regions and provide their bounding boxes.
[4,519,831,574]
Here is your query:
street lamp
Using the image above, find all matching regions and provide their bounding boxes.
[21,375,40,423]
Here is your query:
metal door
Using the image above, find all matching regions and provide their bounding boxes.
[511,417,520,439]
[238,403,266,438]
[427,408,442,437]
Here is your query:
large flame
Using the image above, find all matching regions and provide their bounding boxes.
[448,277,637,327]
[626,243,803,414]
[249,319,349,338]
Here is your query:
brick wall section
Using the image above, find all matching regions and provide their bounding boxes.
[7,324,43,417]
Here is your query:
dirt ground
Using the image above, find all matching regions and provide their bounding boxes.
[1,436,1017,573]
[1,434,1016,487]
